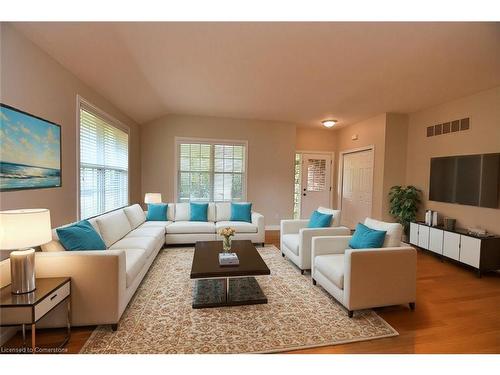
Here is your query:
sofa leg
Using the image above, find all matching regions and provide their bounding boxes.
[312,278,316,285]
[281,252,285,257]
[301,269,305,275]
[111,324,118,331]
[348,310,354,318]
[409,302,416,310]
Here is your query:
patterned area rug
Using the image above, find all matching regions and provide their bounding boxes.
[81,246,397,353]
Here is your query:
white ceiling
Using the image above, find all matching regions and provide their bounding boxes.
[11,22,500,127]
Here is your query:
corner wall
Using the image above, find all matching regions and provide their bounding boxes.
[0,23,142,228]
[405,86,500,233]
[141,114,296,226]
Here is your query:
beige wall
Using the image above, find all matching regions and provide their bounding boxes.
[0,24,142,228]
[295,127,336,152]
[141,114,296,226]
[334,114,387,219]
[382,113,409,220]
[405,86,500,233]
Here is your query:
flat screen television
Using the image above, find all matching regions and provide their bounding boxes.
[429,153,500,208]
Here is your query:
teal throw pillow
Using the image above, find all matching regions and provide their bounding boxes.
[349,223,387,249]
[190,202,209,222]
[308,210,333,228]
[147,203,168,221]
[56,220,106,251]
[230,202,252,222]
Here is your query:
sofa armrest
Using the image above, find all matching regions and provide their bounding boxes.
[343,246,417,310]
[251,211,265,233]
[280,219,309,235]
[34,250,127,326]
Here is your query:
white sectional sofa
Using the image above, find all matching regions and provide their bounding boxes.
[30,202,264,329]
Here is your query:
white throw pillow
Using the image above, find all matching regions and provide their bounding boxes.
[124,204,146,229]
[175,203,190,221]
[96,210,132,247]
[215,202,231,221]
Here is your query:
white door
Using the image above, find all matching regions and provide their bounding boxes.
[300,153,332,218]
[341,149,373,229]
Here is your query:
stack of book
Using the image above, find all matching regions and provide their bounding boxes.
[218,252,239,266]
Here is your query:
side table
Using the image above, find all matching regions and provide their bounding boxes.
[0,277,71,353]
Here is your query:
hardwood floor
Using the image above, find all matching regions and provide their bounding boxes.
[2,230,499,354]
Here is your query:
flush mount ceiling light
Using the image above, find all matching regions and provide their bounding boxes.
[322,119,337,128]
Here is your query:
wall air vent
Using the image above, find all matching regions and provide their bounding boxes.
[426,117,470,137]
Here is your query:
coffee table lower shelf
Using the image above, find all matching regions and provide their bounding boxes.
[192,277,267,309]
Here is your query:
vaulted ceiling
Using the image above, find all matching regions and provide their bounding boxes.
[11,22,500,127]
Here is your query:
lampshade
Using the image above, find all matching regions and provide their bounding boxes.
[144,193,162,204]
[0,209,52,250]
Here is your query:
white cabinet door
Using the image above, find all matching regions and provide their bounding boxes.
[443,231,460,260]
[409,223,419,245]
[459,236,481,268]
[418,225,430,249]
[429,228,444,254]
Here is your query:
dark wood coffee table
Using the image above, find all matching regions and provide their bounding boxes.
[190,240,270,308]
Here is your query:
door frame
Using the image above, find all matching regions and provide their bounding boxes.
[337,145,375,222]
[295,150,335,217]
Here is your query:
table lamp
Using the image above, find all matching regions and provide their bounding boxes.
[144,193,162,204]
[0,209,52,294]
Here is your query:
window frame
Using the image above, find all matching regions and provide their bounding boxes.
[76,95,130,220]
[174,136,248,203]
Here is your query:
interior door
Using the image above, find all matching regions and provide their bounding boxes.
[300,153,332,218]
[341,149,373,229]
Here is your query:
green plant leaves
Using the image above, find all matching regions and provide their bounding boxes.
[388,185,421,234]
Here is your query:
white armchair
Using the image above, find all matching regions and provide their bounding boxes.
[280,207,350,273]
[311,218,417,317]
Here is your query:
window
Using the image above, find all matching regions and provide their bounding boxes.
[79,99,129,219]
[293,153,302,219]
[177,138,246,202]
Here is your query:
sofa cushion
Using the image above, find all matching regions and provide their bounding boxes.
[317,207,341,227]
[215,202,231,221]
[364,218,403,248]
[123,204,146,229]
[56,220,106,251]
[174,203,190,221]
[349,223,386,249]
[308,210,332,228]
[190,202,208,222]
[166,221,216,234]
[127,226,165,242]
[314,254,345,289]
[96,210,132,247]
[124,249,147,288]
[109,236,159,259]
[140,221,172,229]
[282,234,300,255]
[230,202,252,222]
[216,221,257,233]
[146,203,168,221]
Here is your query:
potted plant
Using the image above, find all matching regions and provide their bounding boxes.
[389,185,421,237]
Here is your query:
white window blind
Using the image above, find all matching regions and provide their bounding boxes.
[79,103,129,219]
[177,140,246,202]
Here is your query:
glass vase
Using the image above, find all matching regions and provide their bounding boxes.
[222,236,232,252]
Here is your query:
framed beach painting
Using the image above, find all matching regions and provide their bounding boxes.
[0,103,61,191]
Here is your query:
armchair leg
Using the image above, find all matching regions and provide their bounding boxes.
[348,310,354,318]
[111,324,118,331]
[312,278,316,285]
[281,252,285,257]
[300,269,305,275]
[409,302,416,310]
